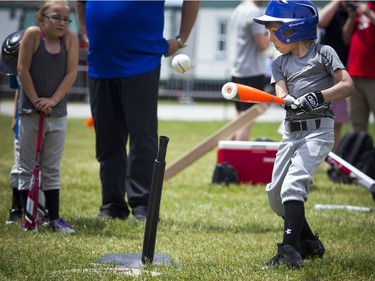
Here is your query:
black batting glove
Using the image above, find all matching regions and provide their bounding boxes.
[296,91,324,113]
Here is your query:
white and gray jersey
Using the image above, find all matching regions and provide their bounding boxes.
[229,1,267,78]
[271,43,345,121]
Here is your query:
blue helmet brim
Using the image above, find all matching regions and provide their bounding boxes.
[254,15,294,25]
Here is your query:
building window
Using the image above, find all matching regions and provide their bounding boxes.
[217,19,227,59]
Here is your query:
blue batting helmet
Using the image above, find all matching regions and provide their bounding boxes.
[254,0,318,44]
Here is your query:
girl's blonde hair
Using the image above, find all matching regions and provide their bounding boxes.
[36,0,70,22]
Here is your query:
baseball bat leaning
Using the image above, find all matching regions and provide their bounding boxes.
[325,151,375,201]
[23,112,47,231]
[164,103,268,180]
[222,82,285,104]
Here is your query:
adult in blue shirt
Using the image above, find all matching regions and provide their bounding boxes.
[76,1,200,220]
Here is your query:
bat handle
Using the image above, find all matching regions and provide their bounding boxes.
[221,82,238,100]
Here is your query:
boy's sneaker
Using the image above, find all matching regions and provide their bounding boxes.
[261,243,304,270]
[299,234,325,259]
[6,208,23,225]
[49,218,75,234]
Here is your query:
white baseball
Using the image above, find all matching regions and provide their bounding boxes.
[172,54,191,74]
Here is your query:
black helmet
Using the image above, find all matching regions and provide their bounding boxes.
[0,30,25,75]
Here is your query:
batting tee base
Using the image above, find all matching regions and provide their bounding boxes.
[96,253,173,269]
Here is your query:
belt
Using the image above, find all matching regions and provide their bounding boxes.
[288,119,321,132]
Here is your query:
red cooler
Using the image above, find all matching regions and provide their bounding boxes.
[217,141,280,185]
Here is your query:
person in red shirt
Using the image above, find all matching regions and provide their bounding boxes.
[343,1,375,132]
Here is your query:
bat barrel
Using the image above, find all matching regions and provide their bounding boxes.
[221,82,239,101]
[222,82,285,104]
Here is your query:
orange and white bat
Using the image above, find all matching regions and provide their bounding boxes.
[222,82,285,105]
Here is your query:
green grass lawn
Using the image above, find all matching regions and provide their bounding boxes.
[0,113,374,281]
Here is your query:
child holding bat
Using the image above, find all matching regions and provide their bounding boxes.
[253,0,353,269]
[17,0,78,233]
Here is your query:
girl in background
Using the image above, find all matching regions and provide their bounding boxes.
[17,0,78,233]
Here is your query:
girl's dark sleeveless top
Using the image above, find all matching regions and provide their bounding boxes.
[20,36,68,117]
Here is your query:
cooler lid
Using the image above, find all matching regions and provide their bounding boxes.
[218,140,280,149]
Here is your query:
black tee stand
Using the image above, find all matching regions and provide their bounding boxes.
[97,136,172,269]
[141,135,169,263]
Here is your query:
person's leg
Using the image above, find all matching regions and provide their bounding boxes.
[300,220,315,241]
[45,189,74,234]
[232,109,253,141]
[264,128,333,269]
[121,67,160,218]
[263,135,304,269]
[6,189,23,224]
[331,99,350,152]
[281,130,332,261]
[362,78,375,129]
[18,114,39,211]
[89,78,130,219]
[283,200,305,251]
[231,76,264,141]
[266,138,294,218]
[299,219,325,260]
[350,78,370,132]
[41,116,67,221]
[44,189,59,221]
[332,122,342,153]
[7,138,23,224]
